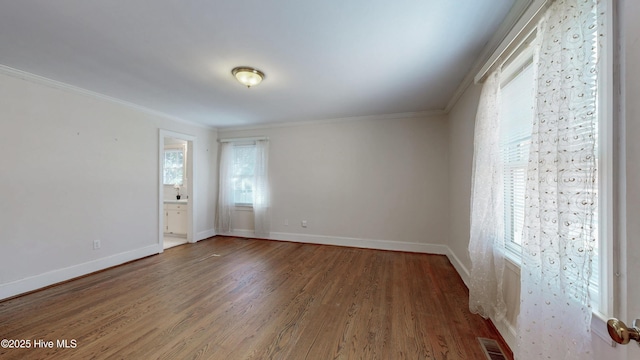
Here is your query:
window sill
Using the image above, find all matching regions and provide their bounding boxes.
[234,205,254,211]
[592,311,615,345]
[503,246,522,275]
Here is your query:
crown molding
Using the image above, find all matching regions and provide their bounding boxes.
[217,109,447,133]
[0,64,217,131]
[444,0,534,113]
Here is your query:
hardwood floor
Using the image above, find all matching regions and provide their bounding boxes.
[0,236,512,359]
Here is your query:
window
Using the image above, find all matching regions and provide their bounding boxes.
[163,147,185,185]
[498,30,607,314]
[232,145,256,205]
[500,50,535,256]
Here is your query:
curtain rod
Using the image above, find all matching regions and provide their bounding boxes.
[218,136,268,143]
[474,0,548,84]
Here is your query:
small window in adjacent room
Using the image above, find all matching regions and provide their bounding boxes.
[233,144,256,206]
[163,147,185,185]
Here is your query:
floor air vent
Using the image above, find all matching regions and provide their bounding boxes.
[477,337,507,360]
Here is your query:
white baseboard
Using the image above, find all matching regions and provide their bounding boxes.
[447,250,516,350]
[195,229,216,242]
[216,229,450,255]
[444,248,519,351]
[0,244,160,301]
[271,231,450,254]
[492,316,518,354]
[216,229,256,239]
[445,248,470,287]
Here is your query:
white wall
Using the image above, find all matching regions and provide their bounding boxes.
[218,114,450,252]
[447,83,479,278]
[0,69,218,299]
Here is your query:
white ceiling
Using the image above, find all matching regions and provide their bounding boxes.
[0,0,515,128]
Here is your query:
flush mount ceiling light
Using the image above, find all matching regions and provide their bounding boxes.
[231,67,265,88]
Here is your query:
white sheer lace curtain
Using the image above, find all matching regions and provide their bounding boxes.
[253,140,271,238]
[517,0,599,359]
[216,142,235,233]
[216,140,271,237]
[468,69,507,322]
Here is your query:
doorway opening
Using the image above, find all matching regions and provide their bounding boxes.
[159,130,195,251]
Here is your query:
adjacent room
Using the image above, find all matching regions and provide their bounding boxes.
[1,1,639,359]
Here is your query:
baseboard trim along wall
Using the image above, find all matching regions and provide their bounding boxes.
[272,231,451,254]
[2,227,217,301]
[445,248,470,287]
[492,315,518,354]
[217,229,451,256]
[0,244,160,301]
[217,230,476,281]
[195,229,217,242]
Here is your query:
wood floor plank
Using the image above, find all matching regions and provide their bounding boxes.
[0,236,512,360]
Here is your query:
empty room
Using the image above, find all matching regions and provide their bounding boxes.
[1,1,639,359]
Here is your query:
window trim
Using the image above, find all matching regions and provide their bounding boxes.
[499,43,534,261]
[595,0,615,322]
[588,0,614,343]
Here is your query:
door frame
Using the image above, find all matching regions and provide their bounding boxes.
[159,129,196,252]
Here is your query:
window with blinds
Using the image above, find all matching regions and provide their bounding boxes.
[491,1,611,319]
[498,49,602,312]
[500,58,534,252]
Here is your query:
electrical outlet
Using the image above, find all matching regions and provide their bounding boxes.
[301,220,307,228]
[284,219,289,226]
[93,239,101,250]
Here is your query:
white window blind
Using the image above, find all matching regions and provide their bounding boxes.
[500,60,534,251]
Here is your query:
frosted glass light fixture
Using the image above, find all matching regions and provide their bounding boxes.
[232,67,265,88]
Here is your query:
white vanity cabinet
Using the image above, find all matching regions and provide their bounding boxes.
[164,202,187,235]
